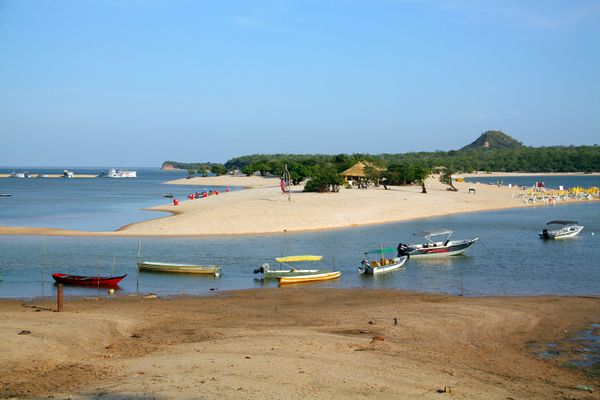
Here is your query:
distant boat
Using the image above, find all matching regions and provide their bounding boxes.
[399,230,478,258]
[359,247,407,275]
[99,168,137,178]
[63,170,75,178]
[138,261,220,277]
[52,273,127,287]
[539,220,583,240]
[162,193,174,198]
[10,171,26,178]
[277,271,341,286]
[0,193,11,197]
[254,255,322,279]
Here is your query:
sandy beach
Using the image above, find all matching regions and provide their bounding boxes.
[0,175,597,237]
[1,288,598,399]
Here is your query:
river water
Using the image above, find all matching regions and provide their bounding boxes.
[0,173,598,299]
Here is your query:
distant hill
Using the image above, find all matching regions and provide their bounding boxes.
[461,131,524,151]
[162,131,600,174]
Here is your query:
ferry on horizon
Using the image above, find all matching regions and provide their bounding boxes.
[98,168,137,178]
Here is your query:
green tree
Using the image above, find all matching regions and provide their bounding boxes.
[303,165,344,192]
[413,165,431,193]
[439,168,457,191]
[242,164,256,176]
[211,164,228,176]
[364,165,383,187]
[287,162,310,185]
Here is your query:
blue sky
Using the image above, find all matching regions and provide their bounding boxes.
[1,0,599,167]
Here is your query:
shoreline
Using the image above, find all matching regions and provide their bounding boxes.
[0,174,598,237]
[1,288,598,399]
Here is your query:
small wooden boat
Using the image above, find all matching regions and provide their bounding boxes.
[254,255,322,278]
[277,271,341,286]
[359,247,407,275]
[52,273,126,286]
[138,261,220,277]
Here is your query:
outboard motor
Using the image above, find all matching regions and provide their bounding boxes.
[397,243,409,257]
[542,229,549,239]
[253,263,269,274]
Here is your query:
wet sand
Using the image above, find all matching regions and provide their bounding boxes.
[1,289,598,399]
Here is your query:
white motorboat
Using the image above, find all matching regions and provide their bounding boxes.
[254,255,322,278]
[539,220,583,240]
[399,230,478,258]
[99,168,137,178]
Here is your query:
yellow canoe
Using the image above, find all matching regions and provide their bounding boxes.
[277,271,341,286]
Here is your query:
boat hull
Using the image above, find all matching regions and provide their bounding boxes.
[277,271,341,285]
[52,273,126,286]
[263,269,320,278]
[138,262,220,277]
[538,225,583,240]
[359,256,407,275]
[406,238,478,258]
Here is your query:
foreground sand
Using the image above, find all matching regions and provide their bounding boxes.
[0,175,597,237]
[1,289,598,399]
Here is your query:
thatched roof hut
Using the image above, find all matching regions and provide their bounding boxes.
[341,161,384,178]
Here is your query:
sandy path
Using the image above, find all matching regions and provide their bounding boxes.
[1,289,598,399]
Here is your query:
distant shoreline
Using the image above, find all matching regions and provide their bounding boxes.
[460,171,600,178]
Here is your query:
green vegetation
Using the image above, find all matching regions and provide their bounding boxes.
[163,132,600,192]
[439,168,457,191]
[303,165,344,192]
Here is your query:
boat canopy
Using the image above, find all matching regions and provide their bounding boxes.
[365,248,396,255]
[276,255,323,263]
[547,220,578,225]
[420,230,453,239]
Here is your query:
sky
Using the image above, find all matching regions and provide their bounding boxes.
[1,0,599,167]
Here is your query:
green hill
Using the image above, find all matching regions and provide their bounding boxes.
[461,131,524,151]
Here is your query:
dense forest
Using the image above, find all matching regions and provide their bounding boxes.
[162,132,600,191]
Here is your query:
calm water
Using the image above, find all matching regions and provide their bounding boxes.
[465,174,600,190]
[0,168,230,231]
[0,202,598,299]
[0,173,598,299]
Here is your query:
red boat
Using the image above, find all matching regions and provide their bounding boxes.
[51,273,127,287]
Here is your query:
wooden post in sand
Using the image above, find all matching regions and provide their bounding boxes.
[56,284,64,312]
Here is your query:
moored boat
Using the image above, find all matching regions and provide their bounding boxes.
[0,193,11,197]
[10,171,26,178]
[138,261,220,277]
[359,247,407,275]
[539,220,583,240]
[254,255,322,278]
[277,271,341,285]
[399,230,478,258]
[99,168,137,178]
[51,273,126,286]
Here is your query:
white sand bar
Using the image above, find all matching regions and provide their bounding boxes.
[1,175,597,237]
